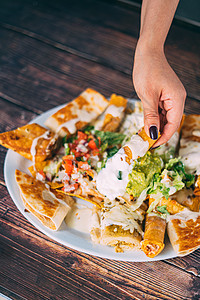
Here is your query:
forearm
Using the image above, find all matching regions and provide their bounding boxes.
[139,0,179,51]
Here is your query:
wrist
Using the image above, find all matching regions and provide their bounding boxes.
[136,36,164,56]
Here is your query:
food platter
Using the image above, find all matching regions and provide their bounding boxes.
[4,101,177,261]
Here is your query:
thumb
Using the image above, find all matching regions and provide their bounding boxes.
[142,103,160,140]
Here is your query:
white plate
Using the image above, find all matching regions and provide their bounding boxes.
[4,101,177,261]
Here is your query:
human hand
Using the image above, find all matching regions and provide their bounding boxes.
[133,40,186,147]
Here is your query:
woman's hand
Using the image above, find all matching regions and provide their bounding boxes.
[133,40,186,147]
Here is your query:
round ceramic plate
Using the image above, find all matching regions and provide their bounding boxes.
[4,100,177,261]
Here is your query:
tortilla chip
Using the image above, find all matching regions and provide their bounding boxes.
[138,127,161,150]
[0,123,60,162]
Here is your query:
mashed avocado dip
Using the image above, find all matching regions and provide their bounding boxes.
[126,151,162,197]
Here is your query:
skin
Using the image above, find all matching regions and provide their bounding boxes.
[133,0,186,147]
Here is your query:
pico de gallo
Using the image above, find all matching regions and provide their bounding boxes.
[38,125,126,194]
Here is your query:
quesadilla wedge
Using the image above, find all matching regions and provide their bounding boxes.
[167,210,200,256]
[0,123,60,162]
[44,88,109,137]
[15,170,74,230]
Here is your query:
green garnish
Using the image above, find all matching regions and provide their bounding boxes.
[107,146,118,158]
[156,205,170,215]
[117,171,122,180]
[64,143,70,155]
[95,131,125,146]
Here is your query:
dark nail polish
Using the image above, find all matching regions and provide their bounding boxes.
[151,146,160,150]
[149,126,158,140]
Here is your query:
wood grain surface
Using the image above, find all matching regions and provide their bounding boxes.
[0,0,200,299]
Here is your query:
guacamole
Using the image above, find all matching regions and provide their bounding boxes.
[126,151,162,197]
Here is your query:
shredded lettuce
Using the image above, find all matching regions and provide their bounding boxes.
[95,130,126,146]
[166,157,195,188]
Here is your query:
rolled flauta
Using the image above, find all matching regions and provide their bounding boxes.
[141,215,166,258]
[141,197,166,258]
[98,199,146,252]
[44,88,109,137]
[93,94,127,132]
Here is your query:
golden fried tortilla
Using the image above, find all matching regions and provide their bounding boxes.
[15,170,74,230]
[167,212,200,256]
[0,123,60,162]
[44,88,109,137]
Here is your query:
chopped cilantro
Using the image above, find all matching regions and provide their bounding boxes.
[117,171,122,180]
[156,205,170,215]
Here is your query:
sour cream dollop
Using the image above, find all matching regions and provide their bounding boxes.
[96,135,149,200]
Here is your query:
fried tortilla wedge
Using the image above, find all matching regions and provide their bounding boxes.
[0,123,60,162]
[167,211,200,256]
[15,170,74,230]
[44,88,109,137]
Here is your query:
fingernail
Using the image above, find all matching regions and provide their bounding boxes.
[149,126,158,140]
[151,146,160,150]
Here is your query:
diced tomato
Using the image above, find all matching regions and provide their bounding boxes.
[77,131,87,141]
[62,183,79,193]
[63,159,73,175]
[38,170,46,179]
[72,149,82,158]
[92,149,100,156]
[63,155,74,161]
[88,139,98,150]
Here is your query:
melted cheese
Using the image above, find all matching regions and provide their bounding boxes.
[102,202,143,236]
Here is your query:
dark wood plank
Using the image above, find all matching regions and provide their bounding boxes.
[0,27,135,113]
[0,26,199,116]
[0,98,36,182]
[0,184,200,300]
[0,0,199,100]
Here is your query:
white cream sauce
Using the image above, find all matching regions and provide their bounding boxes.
[167,208,200,223]
[96,135,149,200]
[65,203,92,233]
[120,112,144,137]
[105,105,124,118]
[192,130,200,137]
[179,138,200,175]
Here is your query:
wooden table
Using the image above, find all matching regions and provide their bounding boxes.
[0,1,199,299]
